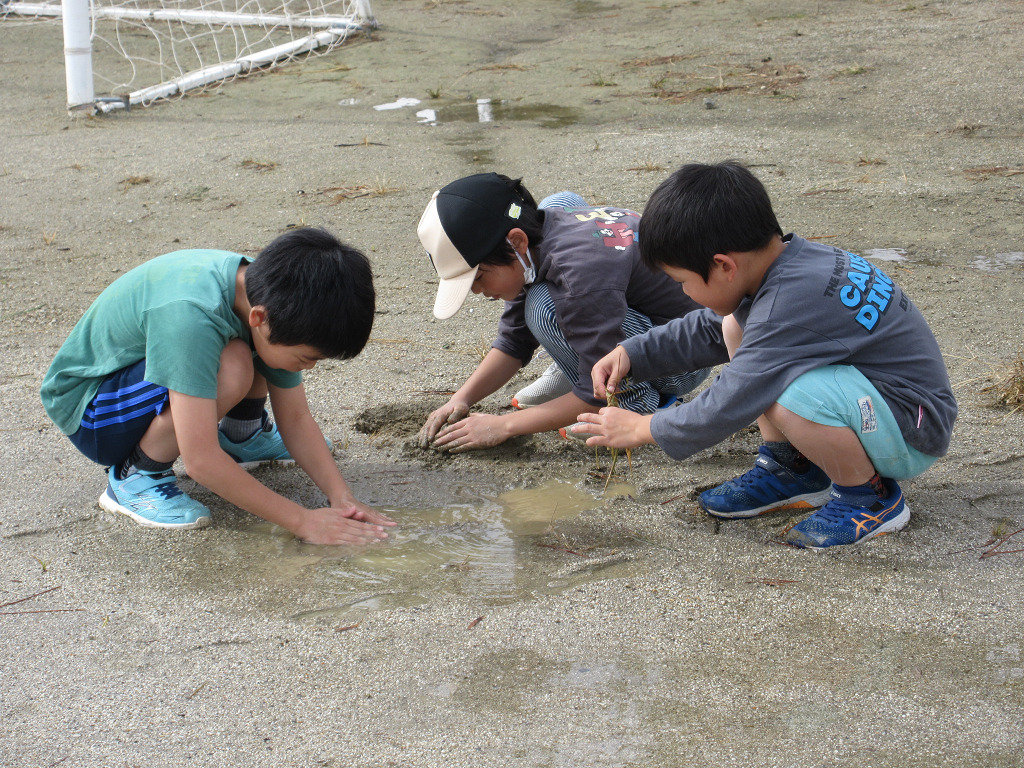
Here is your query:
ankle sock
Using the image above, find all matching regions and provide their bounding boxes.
[119,444,174,480]
[865,472,887,497]
[832,475,887,503]
[764,441,811,473]
[220,398,267,443]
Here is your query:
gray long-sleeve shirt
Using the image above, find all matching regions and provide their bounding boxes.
[623,235,957,460]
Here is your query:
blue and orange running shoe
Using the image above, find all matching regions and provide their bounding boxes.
[785,480,910,549]
[99,466,211,529]
[699,446,832,519]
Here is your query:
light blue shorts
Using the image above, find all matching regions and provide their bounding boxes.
[776,365,936,480]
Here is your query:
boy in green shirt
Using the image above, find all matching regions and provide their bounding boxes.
[41,227,394,545]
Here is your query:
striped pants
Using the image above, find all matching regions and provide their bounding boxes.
[523,281,709,414]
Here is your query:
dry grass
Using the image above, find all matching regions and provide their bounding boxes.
[986,351,1024,413]
[120,175,151,191]
[240,158,278,172]
[963,166,1024,178]
[647,61,807,103]
[323,177,403,202]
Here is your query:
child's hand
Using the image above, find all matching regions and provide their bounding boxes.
[432,412,508,452]
[572,407,654,450]
[591,346,632,401]
[294,506,391,546]
[418,402,471,448]
[335,498,397,528]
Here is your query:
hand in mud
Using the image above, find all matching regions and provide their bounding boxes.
[418,402,471,448]
[295,506,391,546]
[332,497,397,529]
[432,413,508,453]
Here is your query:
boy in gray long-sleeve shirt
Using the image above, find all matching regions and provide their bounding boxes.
[574,161,957,549]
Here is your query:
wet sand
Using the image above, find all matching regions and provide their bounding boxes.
[2,1,1024,765]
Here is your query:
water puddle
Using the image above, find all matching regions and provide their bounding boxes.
[319,476,635,606]
[863,247,908,262]
[137,471,639,620]
[369,96,582,128]
[971,251,1024,272]
[433,98,582,128]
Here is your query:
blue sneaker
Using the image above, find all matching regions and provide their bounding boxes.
[99,466,211,529]
[219,420,295,469]
[219,420,334,469]
[785,480,910,550]
[699,446,832,519]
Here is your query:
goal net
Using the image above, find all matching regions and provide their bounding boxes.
[2,0,375,113]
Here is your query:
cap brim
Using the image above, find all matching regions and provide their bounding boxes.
[433,268,478,319]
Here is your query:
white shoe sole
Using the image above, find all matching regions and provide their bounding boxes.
[98,489,211,530]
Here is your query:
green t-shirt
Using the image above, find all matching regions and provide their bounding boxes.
[41,249,302,435]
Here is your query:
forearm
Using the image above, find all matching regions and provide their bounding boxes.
[280,413,356,505]
[622,313,728,382]
[451,347,522,406]
[186,450,308,530]
[500,392,600,437]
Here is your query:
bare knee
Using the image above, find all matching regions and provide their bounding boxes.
[218,339,255,411]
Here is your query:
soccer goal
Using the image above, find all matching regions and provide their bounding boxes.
[2,0,375,113]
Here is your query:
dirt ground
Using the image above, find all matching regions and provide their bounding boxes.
[2,1,1023,766]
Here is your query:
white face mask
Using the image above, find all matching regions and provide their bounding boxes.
[507,238,536,285]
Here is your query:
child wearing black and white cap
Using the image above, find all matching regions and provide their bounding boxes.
[415,172,711,452]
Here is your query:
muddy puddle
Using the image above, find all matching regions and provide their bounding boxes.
[143,468,640,621]
[362,95,582,128]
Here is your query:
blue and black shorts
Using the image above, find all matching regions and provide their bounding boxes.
[68,359,169,467]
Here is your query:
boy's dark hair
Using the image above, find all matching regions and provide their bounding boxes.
[639,161,783,280]
[245,227,375,359]
[477,174,545,267]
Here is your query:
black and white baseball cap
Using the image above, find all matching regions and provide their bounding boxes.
[417,173,525,319]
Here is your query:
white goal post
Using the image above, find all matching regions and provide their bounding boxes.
[2,0,375,113]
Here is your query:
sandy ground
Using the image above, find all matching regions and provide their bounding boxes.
[2,0,1024,765]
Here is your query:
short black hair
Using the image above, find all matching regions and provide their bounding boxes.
[245,227,375,359]
[477,174,546,267]
[639,161,783,280]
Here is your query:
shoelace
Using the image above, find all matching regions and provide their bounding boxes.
[732,463,773,490]
[143,471,184,500]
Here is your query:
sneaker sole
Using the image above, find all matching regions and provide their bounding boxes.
[702,488,834,519]
[558,426,589,443]
[98,489,212,530]
[802,503,911,551]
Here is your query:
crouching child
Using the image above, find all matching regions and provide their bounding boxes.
[41,227,395,545]
[574,161,957,549]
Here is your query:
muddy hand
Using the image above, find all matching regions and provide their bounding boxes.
[418,402,471,448]
[433,413,507,452]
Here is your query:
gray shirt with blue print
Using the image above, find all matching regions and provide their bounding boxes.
[622,234,958,461]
